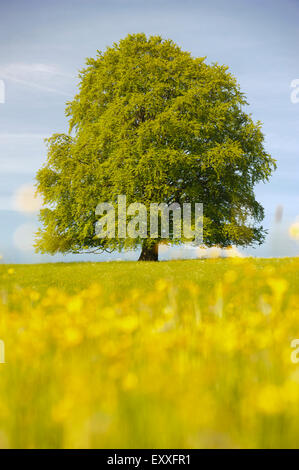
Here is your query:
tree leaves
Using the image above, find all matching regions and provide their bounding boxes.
[35,33,276,255]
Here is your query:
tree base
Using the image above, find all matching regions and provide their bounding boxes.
[138,243,159,261]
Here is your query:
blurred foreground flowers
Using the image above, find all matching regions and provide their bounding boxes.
[1,259,299,448]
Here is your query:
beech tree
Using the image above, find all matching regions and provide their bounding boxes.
[35,33,275,261]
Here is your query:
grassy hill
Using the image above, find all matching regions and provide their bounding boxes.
[1,257,298,294]
[0,257,299,448]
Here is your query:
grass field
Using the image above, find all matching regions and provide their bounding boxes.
[1,257,299,448]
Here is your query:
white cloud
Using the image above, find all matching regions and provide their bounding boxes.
[0,63,68,78]
[0,62,73,96]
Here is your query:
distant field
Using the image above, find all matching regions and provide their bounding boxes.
[0,258,299,448]
[1,257,298,295]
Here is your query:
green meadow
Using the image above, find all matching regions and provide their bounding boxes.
[1,257,298,295]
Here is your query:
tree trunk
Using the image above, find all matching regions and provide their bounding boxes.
[138,242,159,261]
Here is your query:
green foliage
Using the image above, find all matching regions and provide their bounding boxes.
[35,33,275,255]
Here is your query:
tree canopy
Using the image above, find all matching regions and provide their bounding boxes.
[35,33,276,260]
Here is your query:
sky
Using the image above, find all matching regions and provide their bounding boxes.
[0,0,298,263]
